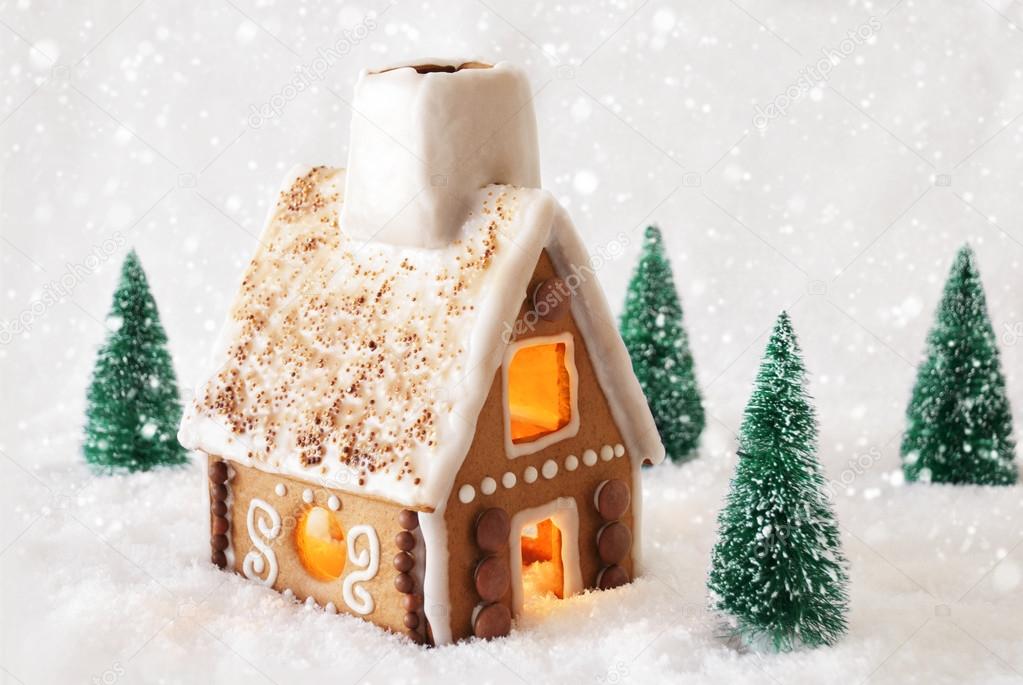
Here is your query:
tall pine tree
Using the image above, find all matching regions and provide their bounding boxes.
[708,312,848,651]
[901,245,1017,485]
[84,250,188,472]
[620,225,704,462]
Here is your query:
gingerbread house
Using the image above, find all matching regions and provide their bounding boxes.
[178,60,665,645]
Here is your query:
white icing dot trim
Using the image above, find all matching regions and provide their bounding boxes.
[542,459,558,479]
[274,483,286,497]
[327,495,341,511]
[456,443,626,499]
[302,488,314,504]
[480,477,497,495]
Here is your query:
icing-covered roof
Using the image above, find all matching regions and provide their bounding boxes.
[178,165,665,509]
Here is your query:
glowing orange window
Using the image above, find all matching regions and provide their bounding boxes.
[295,506,347,581]
[507,341,573,444]
[520,518,565,599]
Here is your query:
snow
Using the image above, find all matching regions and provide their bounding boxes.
[0,423,1020,683]
[2,0,1023,680]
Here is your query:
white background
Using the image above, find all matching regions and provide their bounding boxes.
[1,1,1022,683]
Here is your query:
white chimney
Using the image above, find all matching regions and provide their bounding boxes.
[340,60,541,248]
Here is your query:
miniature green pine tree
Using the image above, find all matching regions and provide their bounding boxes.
[83,250,188,472]
[620,225,704,462]
[901,246,1017,485]
[708,312,848,651]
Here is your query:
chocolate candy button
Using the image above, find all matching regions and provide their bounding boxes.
[595,479,630,521]
[597,522,632,565]
[208,460,228,484]
[395,531,416,552]
[474,508,510,553]
[474,556,510,602]
[211,516,229,535]
[394,572,415,594]
[532,278,570,321]
[398,509,419,531]
[597,564,630,590]
[473,602,512,639]
[393,551,415,573]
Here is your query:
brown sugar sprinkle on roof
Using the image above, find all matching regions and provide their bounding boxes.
[196,167,518,489]
[277,166,339,223]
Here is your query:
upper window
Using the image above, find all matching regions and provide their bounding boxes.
[503,333,580,458]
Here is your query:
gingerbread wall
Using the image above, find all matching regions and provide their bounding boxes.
[207,458,428,642]
[442,251,638,643]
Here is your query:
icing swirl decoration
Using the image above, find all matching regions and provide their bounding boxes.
[242,498,282,586]
[342,524,381,615]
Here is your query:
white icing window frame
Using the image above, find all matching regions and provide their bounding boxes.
[501,332,581,459]
[507,497,582,616]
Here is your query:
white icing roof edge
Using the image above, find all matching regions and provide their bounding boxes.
[178,168,664,511]
[547,205,666,473]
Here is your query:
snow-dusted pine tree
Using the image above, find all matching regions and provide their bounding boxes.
[708,312,848,651]
[619,225,704,462]
[901,245,1017,485]
[83,250,188,472]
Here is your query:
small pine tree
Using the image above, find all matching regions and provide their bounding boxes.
[901,246,1017,485]
[83,250,188,472]
[620,225,704,462]
[708,312,848,651]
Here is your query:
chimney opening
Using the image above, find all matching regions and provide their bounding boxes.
[375,61,493,75]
